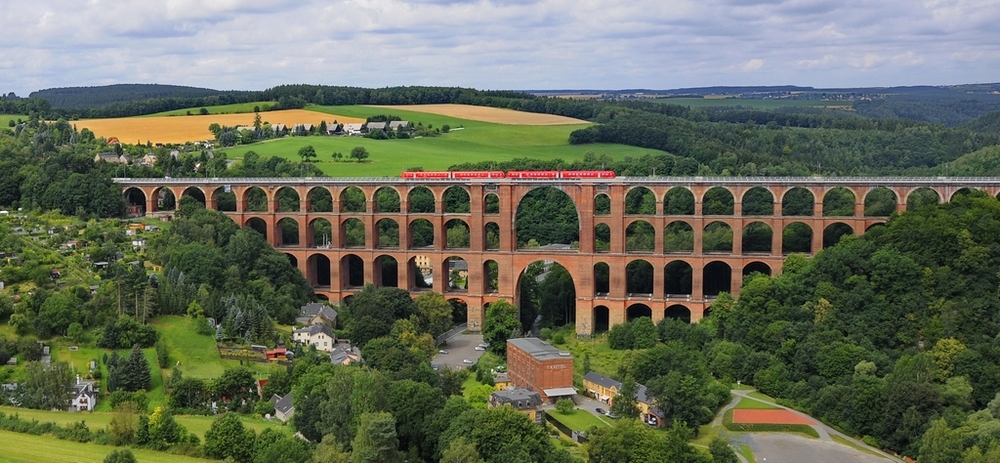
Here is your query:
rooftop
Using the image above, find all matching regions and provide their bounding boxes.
[507,337,572,362]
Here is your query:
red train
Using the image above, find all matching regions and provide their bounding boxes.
[400,170,615,179]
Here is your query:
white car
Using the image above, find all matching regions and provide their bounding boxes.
[463,358,474,364]
[439,350,448,354]
[477,343,489,349]
[474,346,486,351]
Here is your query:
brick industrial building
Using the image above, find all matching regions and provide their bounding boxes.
[506,338,575,402]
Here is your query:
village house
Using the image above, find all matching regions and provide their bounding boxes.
[94,152,127,164]
[388,120,410,130]
[343,123,364,135]
[488,388,544,424]
[365,121,387,132]
[583,371,664,427]
[293,324,336,353]
[71,375,97,412]
[329,342,362,365]
[138,153,157,166]
[296,302,337,328]
[272,393,294,422]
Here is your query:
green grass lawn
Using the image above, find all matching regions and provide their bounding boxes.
[152,316,284,380]
[653,97,853,110]
[559,333,632,381]
[218,104,668,177]
[0,405,283,440]
[735,397,780,410]
[547,409,610,432]
[0,429,214,463]
[0,115,28,127]
[148,101,275,117]
[746,391,774,402]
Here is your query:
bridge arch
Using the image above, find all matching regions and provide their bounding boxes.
[340,186,367,213]
[626,259,654,295]
[703,261,732,297]
[244,186,268,212]
[309,218,332,248]
[514,186,580,249]
[307,187,333,212]
[306,253,331,287]
[664,221,694,253]
[743,261,772,277]
[741,187,774,216]
[742,221,772,254]
[445,219,470,249]
[664,260,693,296]
[276,217,299,246]
[124,187,147,216]
[782,222,812,254]
[376,218,400,248]
[375,255,398,288]
[703,187,735,215]
[444,186,471,213]
[823,187,856,216]
[409,218,434,248]
[907,187,940,211]
[625,219,655,252]
[664,304,691,323]
[626,303,652,321]
[595,193,611,215]
[781,187,814,216]
[823,222,854,248]
[408,186,435,213]
[210,186,236,212]
[275,187,300,212]
[664,187,695,215]
[244,217,268,240]
[340,254,364,288]
[484,193,500,214]
[864,187,897,216]
[625,186,656,215]
[341,218,365,247]
[703,221,733,253]
[374,187,401,213]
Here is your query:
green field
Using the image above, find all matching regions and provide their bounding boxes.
[218,104,668,177]
[653,98,853,109]
[547,409,611,432]
[0,115,27,127]
[0,406,283,440]
[152,315,284,380]
[734,397,779,410]
[148,102,275,117]
[0,430,214,463]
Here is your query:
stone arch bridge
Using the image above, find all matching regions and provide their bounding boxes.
[116,176,1000,335]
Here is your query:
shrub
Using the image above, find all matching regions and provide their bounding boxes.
[103,448,137,463]
[555,398,574,414]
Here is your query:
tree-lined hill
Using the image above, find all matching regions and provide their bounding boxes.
[30,84,227,108]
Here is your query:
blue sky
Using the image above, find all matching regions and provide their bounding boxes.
[2,0,998,95]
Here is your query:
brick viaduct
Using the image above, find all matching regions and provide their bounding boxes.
[116,177,1000,336]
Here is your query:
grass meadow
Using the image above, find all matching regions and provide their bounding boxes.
[547,409,611,432]
[219,104,668,177]
[735,397,780,410]
[0,405,284,440]
[152,315,285,380]
[147,101,276,117]
[0,430,214,463]
[0,115,27,127]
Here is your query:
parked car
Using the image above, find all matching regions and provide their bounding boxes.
[478,343,489,349]
[438,350,448,354]
[463,358,474,364]
[474,346,485,351]
[595,407,607,415]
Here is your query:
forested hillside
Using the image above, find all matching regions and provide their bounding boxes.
[30,84,226,108]
[702,191,1000,459]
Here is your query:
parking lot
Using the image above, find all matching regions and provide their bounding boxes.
[431,332,487,371]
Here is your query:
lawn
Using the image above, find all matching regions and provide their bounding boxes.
[653,97,853,110]
[559,332,632,381]
[0,114,27,127]
[148,101,276,117]
[547,409,610,432]
[746,391,774,402]
[0,430,213,463]
[0,406,284,440]
[734,398,779,410]
[152,315,284,380]
[218,104,668,177]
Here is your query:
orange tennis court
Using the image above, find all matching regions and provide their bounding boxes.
[732,409,816,425]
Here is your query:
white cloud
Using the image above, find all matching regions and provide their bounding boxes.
[0,0,998,95]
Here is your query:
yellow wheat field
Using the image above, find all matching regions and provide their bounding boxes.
[368,104,588,125]
[74,109,364,144]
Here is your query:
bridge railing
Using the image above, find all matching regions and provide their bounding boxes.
[114,176,1000,186]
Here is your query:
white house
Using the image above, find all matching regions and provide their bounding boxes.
[293,324,336,353]
[343,123,364,135]
[71,376,97,411]
[272,393,294,422]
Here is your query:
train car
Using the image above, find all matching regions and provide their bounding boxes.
[451,171,505,179]
[560,170,617,179]
[506,171,560,179]
[401,171,451,179]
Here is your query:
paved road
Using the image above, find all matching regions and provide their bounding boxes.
[431,331,486,371]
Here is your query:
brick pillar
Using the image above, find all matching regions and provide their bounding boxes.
[578,185,595,254]
[693,220,704,255]
[691,261,704,300]
[364,256,375,286]
[771,219,782,255]
[576,301,594,337]
[731,220,743,255]
[298,218,308,247]
[731,266,743,298]
[811,220,823,255]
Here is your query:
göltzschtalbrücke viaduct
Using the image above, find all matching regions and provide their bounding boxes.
[116,176,1000,336]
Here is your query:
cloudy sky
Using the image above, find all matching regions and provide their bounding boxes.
[2,0,998,95]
